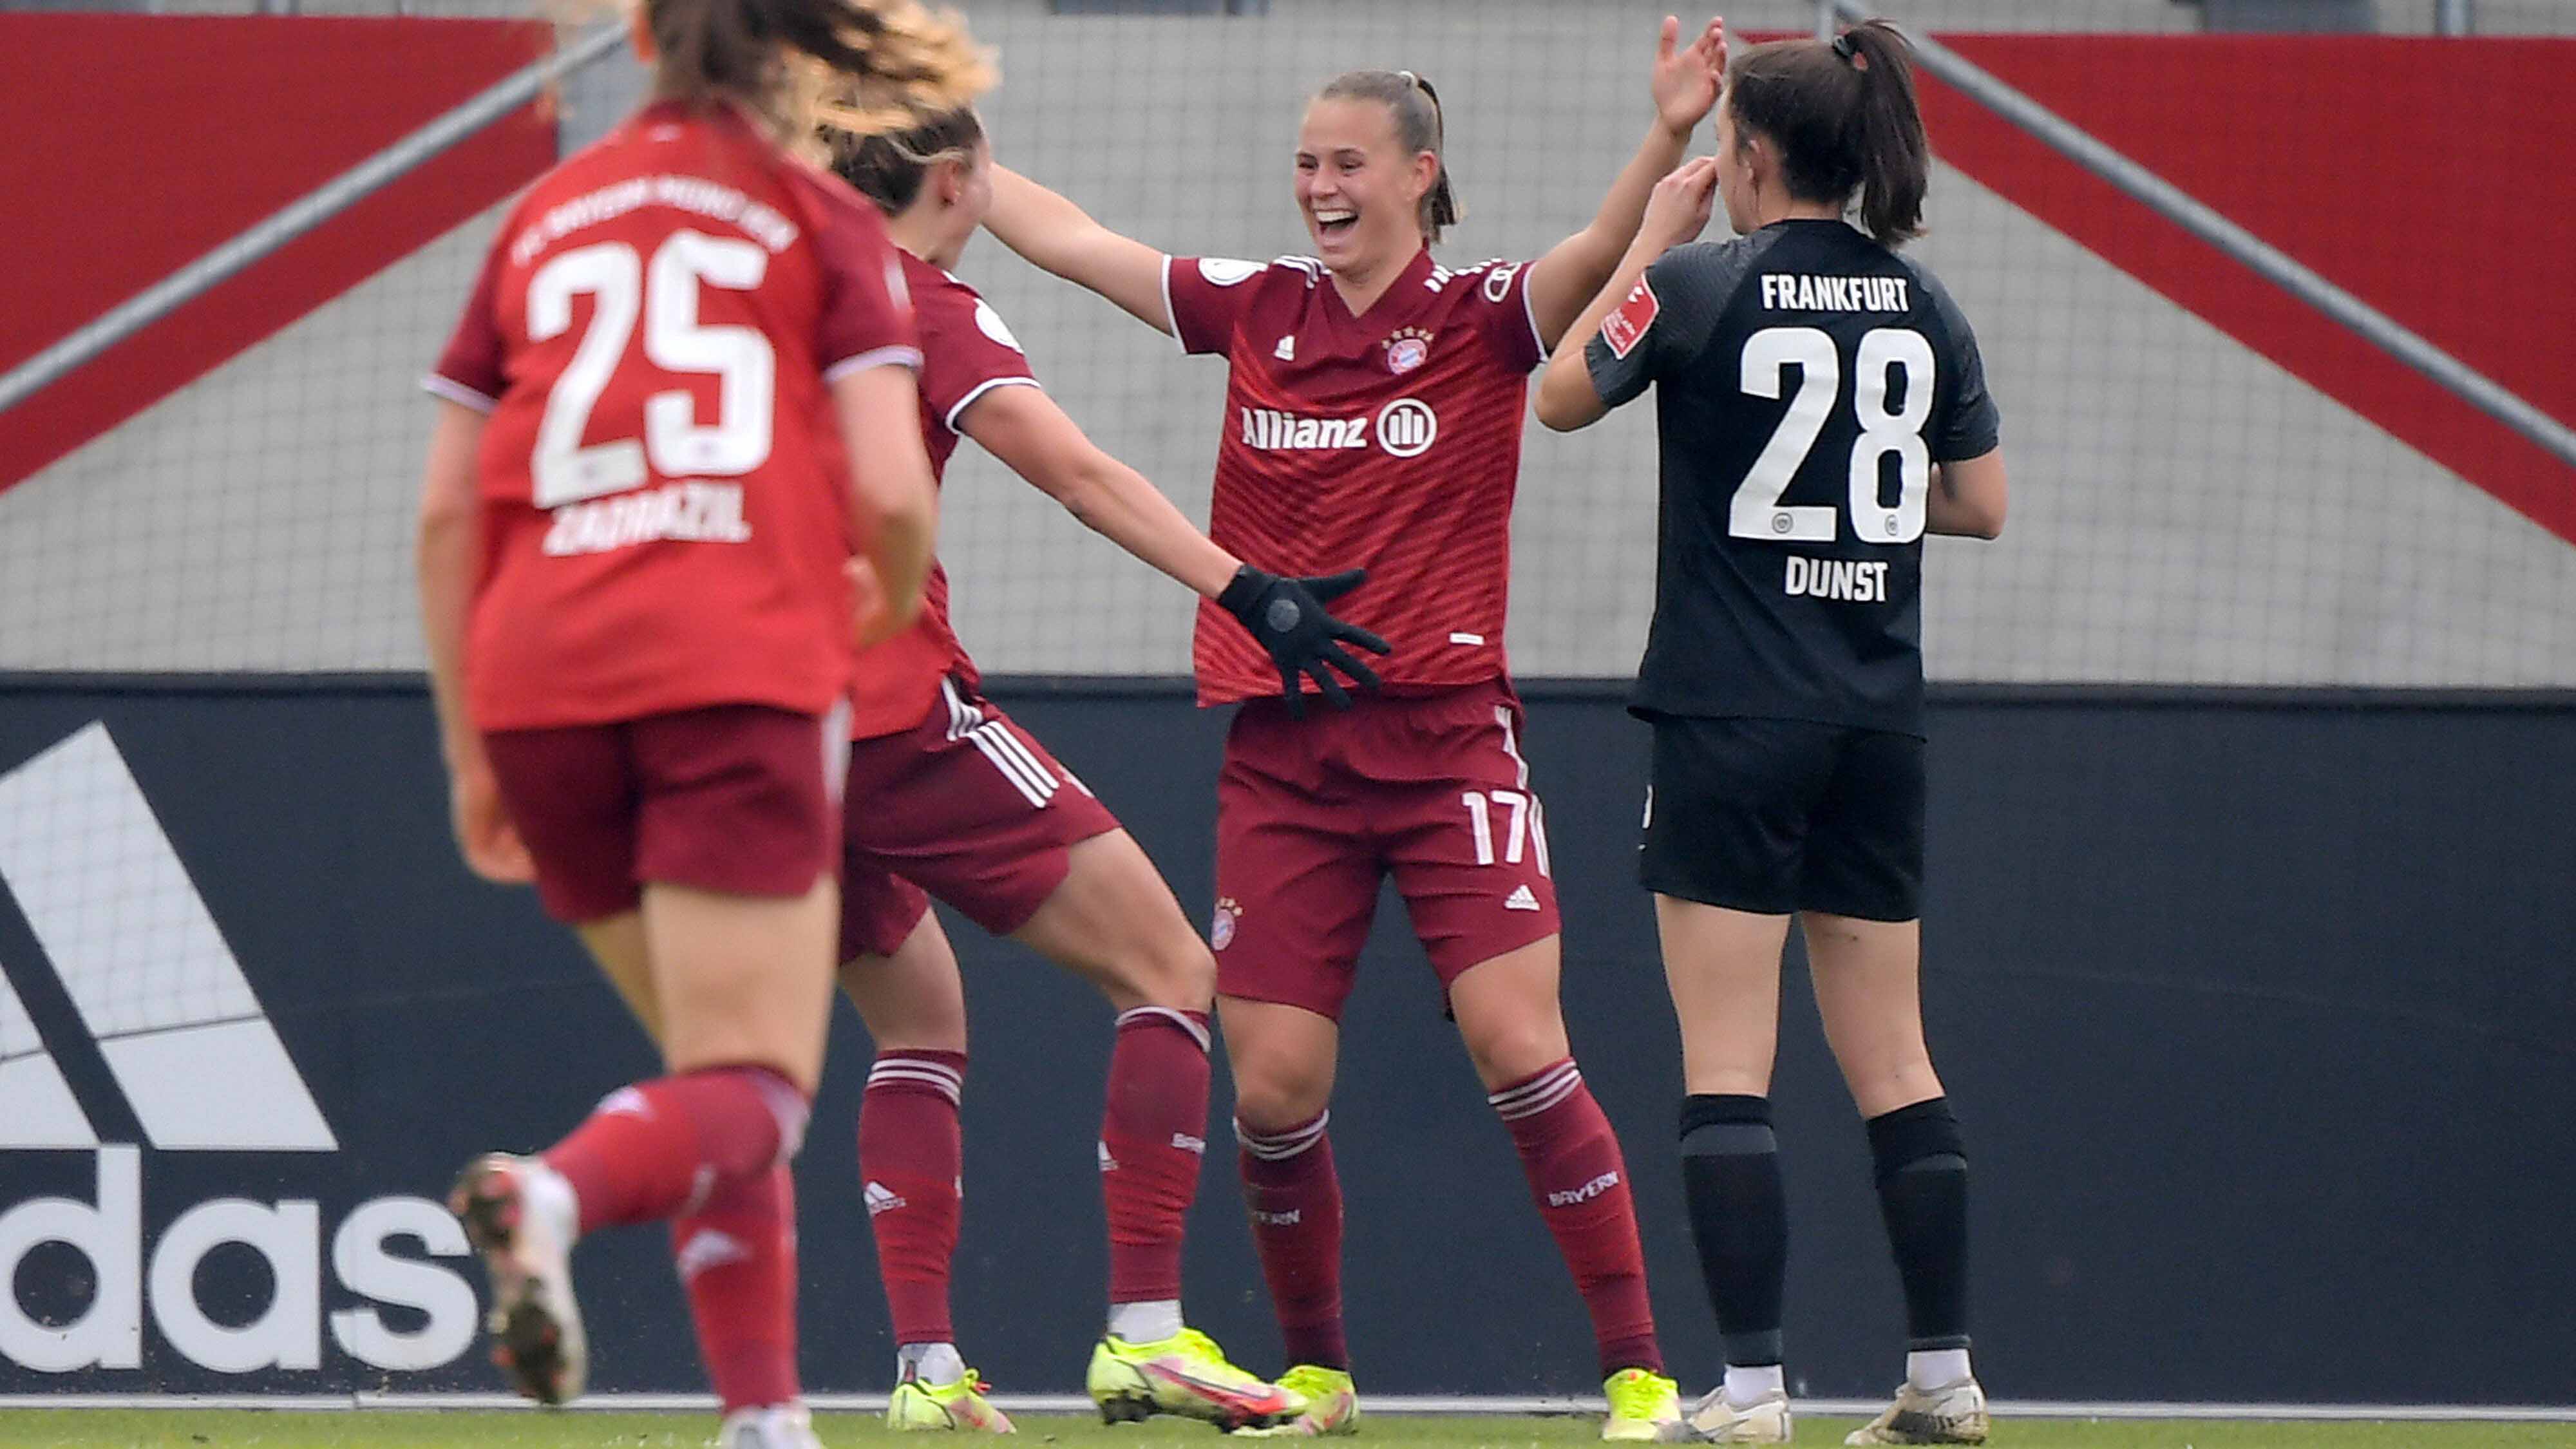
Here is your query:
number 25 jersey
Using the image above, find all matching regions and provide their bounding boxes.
[430,101,919,732]
[1586,218,2001,739]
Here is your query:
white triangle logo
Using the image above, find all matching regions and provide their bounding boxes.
[0,723,336,1151]
[1503,884,1542,913]
[1274,335,1296,361]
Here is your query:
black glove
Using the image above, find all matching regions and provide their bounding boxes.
[1217,565,1392,715]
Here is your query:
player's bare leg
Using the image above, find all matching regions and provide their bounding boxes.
[454,883,831,1415]
[1448,937,1676,1440]
[996,832,1289,1428]
[1657,897,1795,1443]
[838,914,1009,1430]
[1803,914,1984,1445]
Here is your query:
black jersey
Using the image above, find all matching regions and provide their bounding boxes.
[1586,218,2000,737]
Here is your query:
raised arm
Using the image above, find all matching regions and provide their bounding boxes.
[983,166,1175,334]
[960,384,1388,708]
[1536,157,1719,431]
[1525,15,1725,348]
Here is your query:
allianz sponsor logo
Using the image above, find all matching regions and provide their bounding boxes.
[1239,397,1439,459]
[0,724,476,1378]
[1546,1170,1622,1208]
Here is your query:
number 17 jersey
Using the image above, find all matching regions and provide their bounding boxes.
[1586,218,2000,739]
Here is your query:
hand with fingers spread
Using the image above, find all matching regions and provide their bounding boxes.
[1642,154,1722,255]
[1217,565,1390,715]
[1651,14,1729,137]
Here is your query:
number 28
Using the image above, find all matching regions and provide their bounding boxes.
[1732,325,1935,546]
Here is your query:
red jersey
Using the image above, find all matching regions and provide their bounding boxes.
[428,101,919,732]
[1165,246,1546,707]
[845,253,1042,739]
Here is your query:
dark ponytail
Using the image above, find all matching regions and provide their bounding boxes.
[1725,17,1929,245]
[647,0,993,141]
[828,105,984,215]
[1315,68,1463,242]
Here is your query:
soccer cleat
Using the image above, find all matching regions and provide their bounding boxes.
[1231,1364,1359,1437]
[449,1153,587,1406]
[718,1403,824,1449]
[1084,1327,1299,1430]
[1684,1385,1792,1444]
[888,1368,1016,1433]
[1844,1378,1989,1444]
[1600,1367,1684,1442]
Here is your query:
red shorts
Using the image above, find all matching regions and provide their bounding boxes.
[1213,678,1561,1020]
[484,703,848,924]
[838,677,1122,963]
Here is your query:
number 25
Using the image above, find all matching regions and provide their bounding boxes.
[527,231,776,509]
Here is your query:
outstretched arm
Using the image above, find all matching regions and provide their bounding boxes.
[961,384,1389,706]
[983,167,1174,334]
[1526,15,1726,348]
[964,382,1238,596]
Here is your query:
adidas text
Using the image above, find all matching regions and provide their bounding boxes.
[0,1148,476,1375]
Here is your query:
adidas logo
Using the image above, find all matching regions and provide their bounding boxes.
[864,1180,907,1216]
[1097,1140,1118,1172]
[1170,1132,1206,1155]
[1504,884,1543,912]
[0,722,478,1378]
[1274,335,1296,361]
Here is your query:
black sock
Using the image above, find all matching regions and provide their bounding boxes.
[1680,1094,1786,1368]
[1866,1097,1971,1352]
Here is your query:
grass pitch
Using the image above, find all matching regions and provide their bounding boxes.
[3,1412,2570,1449]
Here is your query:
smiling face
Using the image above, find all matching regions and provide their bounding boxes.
[1294,96,1436,279]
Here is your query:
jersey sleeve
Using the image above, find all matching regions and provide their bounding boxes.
[1584,241,1747,411]
[810,187,922,380]
[424,236,508,412]
[1459,259,1546,372]
[1926,281,2002,462]
[918,279,1042,433]
[1582,251,1690,410]
[1164,255,1269,355]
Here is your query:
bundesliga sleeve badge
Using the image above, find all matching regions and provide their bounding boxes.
[1600,275,1660,359]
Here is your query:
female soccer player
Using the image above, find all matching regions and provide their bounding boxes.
[1536,21,2007,1446]
[415,3,975,1444]
[790,106,1383,1434]
[981,15,1730,1439]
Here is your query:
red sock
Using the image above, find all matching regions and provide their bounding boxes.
[858,1049,965,1347]
[672,1165,799,1413]
[1490,1059,1662,1377]
[1236,1111,1349,1370]
[544,1066,808,1235]
[1099,1007,1211,1305]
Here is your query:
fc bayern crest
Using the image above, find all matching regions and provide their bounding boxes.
[1211,896,1242,951]
[1384,327,1434,375]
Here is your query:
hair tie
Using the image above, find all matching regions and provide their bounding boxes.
[1831,32,1858,61]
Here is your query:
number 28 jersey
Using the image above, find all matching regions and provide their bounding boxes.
[429,101,919,732]
[1586,218,2000,739]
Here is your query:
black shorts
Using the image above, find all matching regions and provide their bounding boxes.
[1639,715,1924,922]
